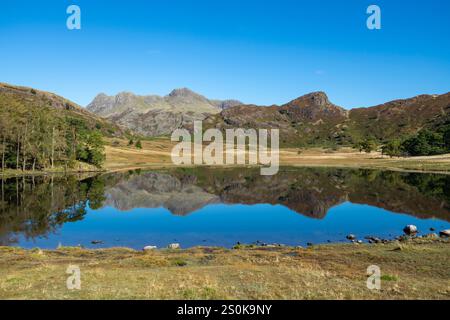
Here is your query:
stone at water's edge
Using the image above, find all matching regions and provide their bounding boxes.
[440,229,450,237]
[168,243,181,249]
[346,234,356,240]
[143,246,157,251]
[403,225,418,235]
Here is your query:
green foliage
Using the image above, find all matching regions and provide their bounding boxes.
[443,126,450,149]
[128,138,134,146]
[402,130,446,156]
[1,97,106,171]
[354,138,377,153]
[381,139,402,157]
[135,139,142,149]
[382,127,450,157]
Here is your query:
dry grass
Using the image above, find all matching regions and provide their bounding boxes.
[0,239,449,300]
[104,138,450,173]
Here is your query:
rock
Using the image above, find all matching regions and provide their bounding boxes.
[430,228,435,231]
[168,243,181,249]
[143,246,157,251]
[439,229,450,238]
[357,240,363,244]
[306,242,313,247]
[346,234,356,241]
[91,240,104,245]
[403,225,418,235]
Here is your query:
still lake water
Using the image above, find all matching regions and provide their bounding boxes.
[1,167,449,249]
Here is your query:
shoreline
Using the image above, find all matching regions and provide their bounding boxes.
[2,161,450,179]
[1,238,449,299]
[8,231,449,252]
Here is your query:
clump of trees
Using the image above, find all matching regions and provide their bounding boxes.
[0,104,105,172]
[382,127,450,157]
[354,138,378,153]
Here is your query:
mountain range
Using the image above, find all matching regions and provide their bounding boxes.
[204,91,450,146]
[87,87,450,147]
[2,82,449,148]
[87,88,242,136]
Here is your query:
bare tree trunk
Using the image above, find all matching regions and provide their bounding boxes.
[51,126,55,169]
[1,177,4,209]
[16,133,20,170]
[1,135,5,172]
[22,123,28,171]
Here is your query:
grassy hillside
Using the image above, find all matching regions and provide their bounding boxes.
[0,83,127,172]
[205,92,450,148]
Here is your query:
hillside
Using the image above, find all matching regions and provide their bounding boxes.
[87,88,241,136]
[0,83,126,171]
[204,91,450,147]
[0,83,125,137]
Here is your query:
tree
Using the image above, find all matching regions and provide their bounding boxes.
[360,138,377,154]
[443,127,450,151]
[0,112,10,172]
[135,139,142,149]
[128,138,134,146]
[0,101,107,171]
[401,130,444,156]
[77,130,105,168]
[382,139,402,158]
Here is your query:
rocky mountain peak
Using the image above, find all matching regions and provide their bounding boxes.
[115,91,135,104]
[290,91,331,108]
[168,88,199,98]
[86,88,240,136]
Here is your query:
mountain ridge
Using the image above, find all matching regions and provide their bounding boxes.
[204,91,450,147]
[86,88,242,136]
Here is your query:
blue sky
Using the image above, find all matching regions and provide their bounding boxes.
[0,0,449,108]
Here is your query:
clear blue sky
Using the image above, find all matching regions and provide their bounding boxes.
[1,0,449,108]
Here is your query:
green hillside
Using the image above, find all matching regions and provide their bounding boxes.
[0,83,126,172]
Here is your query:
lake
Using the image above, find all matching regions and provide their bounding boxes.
[1,167,449,249]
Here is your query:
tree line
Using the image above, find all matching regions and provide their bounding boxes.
[0,103,105,172]
[353,126,450,157]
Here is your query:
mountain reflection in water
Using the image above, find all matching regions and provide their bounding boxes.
[1,167,449,248]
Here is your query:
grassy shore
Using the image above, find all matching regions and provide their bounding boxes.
[0,238,449,300]
[0,161,103,178]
